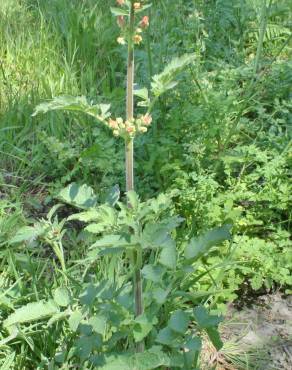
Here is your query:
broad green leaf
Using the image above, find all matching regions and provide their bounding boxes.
[53,287,71,307]
[105,184,120,206]
[127,190,139,210]
[141,264,165,282]
[206,327,223,351]
[3,300,59,328]
[133,314,155,342]
[152,288,169,305]
[88,315,107,334]
[159,244,177,269]
[168,310,189,334]
[193,306,223,350]
[33,95,110,122]
[68,310,83,331]
[193,306,223,329]
[58,183,97,209]
[156,327,178,346]
[68,209,100,222]
[10,224,45,244]
[100,347,169,370]
[185,224,232,260]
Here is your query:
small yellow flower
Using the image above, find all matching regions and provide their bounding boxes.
[133,34,143,44]
[134,2,142,10]
[117,37,126,45]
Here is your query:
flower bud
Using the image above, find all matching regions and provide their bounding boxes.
[133,34,143,44]
[117,16,125,28]
[142,114,152,125]
[117,0,125,5]
[139,126,147,133]
[113,130,120,136]
[134,2,142,10]
[117,37,126,45]
[140,16,149,29]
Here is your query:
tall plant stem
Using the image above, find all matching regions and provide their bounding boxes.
[126,1,144,353]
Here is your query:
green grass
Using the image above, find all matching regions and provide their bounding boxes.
[0,0,291,368]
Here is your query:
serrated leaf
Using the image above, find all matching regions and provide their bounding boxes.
[105,184,120,206]
[110,7,129,16]
[100,347,169,370]
[90,234,133,249]
[168,310,189,334]
[151,54,195,97]
[159,244,177,269]
[53,287,71,307]
[33,95,110,121]
[185,224,232,260]
[88,315,107,334]
[68,311,83,331]
[193,306,223,328]
[10,224,45,244]
[141,264,165,282]
[3,300,59,328]
[133,314,155,342]
[156,327,178,346]
[58,183,97,209]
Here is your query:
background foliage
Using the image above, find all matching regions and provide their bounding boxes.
[0,0,291,368]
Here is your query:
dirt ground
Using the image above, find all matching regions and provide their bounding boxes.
[224,293,292,369]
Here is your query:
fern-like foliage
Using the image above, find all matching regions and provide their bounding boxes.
[32,95,111,122]
[151,54,196,97]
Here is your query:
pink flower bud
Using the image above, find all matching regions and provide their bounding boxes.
[117,0,125,5]
[142,114,152,126]
[126,126,135,133]
[108,119,118,129]
[117,16,125,28]
[140,16,149,29]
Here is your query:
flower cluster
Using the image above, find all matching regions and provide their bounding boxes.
[116,1,150,46]
[106,114,152,138]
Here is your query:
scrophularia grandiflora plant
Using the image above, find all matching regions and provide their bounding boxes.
[28,0,232,365]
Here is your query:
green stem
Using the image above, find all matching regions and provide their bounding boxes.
[126,1,144,352]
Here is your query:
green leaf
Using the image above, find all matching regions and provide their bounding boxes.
[100,347,169,370]
[193,306,223,329]
[110,7,129,16]
[151,54,196,97]
[105,184,120,206]
[133,314,155,342]
[53,287,71,307]
[156,327,178,346]
[152,288,169,305]
[33,95,110,122]
[68,311,83,332]
[58,183,97,209]
[0,351,15,370]
[127,190,139,210]
[159,244,177,269]
[88,315,107,334]
[205,327,223,351]
[141,264,165,282]
[90,234,132,249]
[135,4,152,13]
[185,224,232,260]
[10,224,45,244]
[3,300,59,328]
[168,310,189,334]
